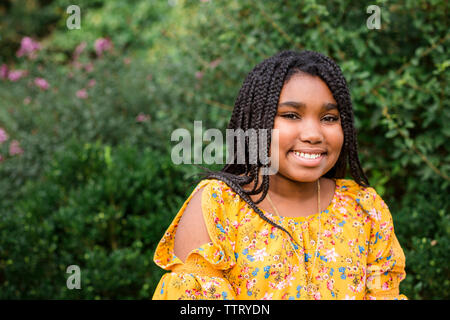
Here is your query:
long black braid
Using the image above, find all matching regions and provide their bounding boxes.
[198,50,370,244]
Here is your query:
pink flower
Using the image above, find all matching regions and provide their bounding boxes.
[8,70,27,82]
[195,71,204,79]
[16,37,41,59]
[0,64,9,79]
[245,279,256,290]
[368,208,381,221]
[87,79,96,87]
[76,88,88,99]
[0,128,9,144]
[23,97,31,105]
[94,38,113,57]
[73,42,87,61]
[136,113,150,122]
[261,292,273,300]
[84,63,94,73]
[209,58,222,69]
[327,279,334,291]
[9,140,23,156]
[34,77,50,90]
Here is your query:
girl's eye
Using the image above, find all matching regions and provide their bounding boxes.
[323,116,339,122]
[280,113,299,120]
[280,114,339,122]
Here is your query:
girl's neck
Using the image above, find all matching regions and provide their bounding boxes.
[268,174,320,202]
[244,173,321,203]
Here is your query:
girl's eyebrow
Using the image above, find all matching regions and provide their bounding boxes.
[278,101,338,111]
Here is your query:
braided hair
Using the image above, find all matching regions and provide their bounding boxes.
[199,50,370,243]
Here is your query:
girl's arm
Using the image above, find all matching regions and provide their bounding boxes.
[173,187,211,263]
[152,181,237,300]
[362,189,407,300]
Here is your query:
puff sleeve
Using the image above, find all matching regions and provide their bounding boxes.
[152,179,237,300]
[357,187,408,300]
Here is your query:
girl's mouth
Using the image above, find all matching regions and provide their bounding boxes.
[289,150,326,167]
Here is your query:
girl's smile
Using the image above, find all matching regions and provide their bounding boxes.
[289,150,326,167]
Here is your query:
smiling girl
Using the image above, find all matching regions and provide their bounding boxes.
[152,50,407,300]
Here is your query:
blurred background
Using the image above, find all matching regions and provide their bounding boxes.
[0,0,448,299]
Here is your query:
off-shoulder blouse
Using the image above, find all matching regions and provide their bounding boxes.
[152,178,407,300]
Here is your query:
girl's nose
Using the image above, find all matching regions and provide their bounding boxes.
[298,120,323,144]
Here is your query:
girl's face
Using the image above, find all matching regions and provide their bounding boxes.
[271,74,344,182]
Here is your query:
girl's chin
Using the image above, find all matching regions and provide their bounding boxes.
[274,169,324,183]
[275,156,333,181]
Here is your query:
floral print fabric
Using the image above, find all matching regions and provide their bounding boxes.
[153,178,407,300]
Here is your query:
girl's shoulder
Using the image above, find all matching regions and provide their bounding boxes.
[193,177,247,197]
[335,177,378,199]
[192,178,245,211]
[335,178,393,223]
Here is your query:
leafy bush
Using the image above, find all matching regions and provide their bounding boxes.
[0,138,196,299]
[394,177,449,299]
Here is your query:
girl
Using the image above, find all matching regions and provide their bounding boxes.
[152,50,407,300]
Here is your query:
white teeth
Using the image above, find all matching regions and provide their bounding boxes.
[293,151,322,159]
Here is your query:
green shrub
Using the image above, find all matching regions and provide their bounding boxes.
[0,138,196,299]
[393,177,450,299]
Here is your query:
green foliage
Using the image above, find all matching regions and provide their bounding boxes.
[0,138,194,298]
[0,0,448,299]
[0,0,172,62]
[0,0,60,62]
[394,178,450,299]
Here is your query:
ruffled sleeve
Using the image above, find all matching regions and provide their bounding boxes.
[355,185,408,300]
[152,179,237,300]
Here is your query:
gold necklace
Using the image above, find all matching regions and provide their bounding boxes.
[265,179,321,296]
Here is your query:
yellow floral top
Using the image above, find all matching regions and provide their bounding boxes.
[152,178,407,300]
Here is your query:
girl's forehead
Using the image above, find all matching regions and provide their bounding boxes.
[279,75,337,106]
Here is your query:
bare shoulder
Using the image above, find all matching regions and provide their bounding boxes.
[173,185,212,263]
